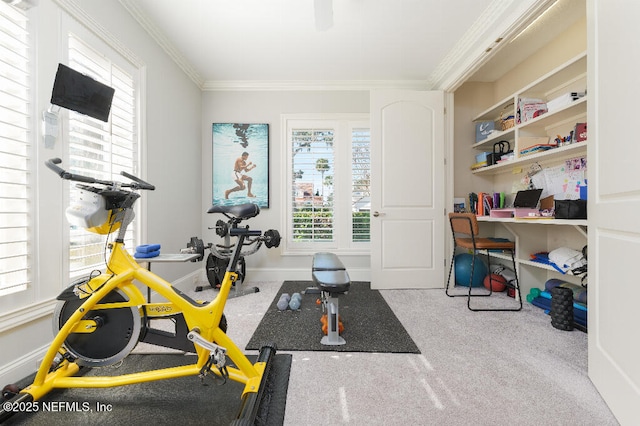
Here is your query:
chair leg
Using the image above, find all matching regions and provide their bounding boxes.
[468,249,522,312]
[509,250,523,310]
[445,248,460,297]
[447,250,493,299]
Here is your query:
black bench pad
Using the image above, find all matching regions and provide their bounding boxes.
[312,252,350,293]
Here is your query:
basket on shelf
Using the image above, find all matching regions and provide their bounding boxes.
[498,104,515,131]
[500,113,515,131]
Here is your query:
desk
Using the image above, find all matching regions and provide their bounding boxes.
[136,253,200,301]
[477,216,587,226]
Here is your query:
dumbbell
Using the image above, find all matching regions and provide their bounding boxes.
[320,313,344,335]
[277,293,290,311]
[289,292,302,310]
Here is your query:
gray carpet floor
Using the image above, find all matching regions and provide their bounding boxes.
[25,279,617,425]
[189,280,619,426]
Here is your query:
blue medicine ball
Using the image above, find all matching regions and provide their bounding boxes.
[454,253,488,287]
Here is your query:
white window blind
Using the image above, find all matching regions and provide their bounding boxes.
[67,34,137,280]
[291,128,335,242]
[0,3,31,296]
[351,128,370,242]
[284,115,370,253]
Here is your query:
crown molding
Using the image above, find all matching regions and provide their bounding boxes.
[53,0,144,68]
[201,79,429,92]
[118,0,204,89]
[427,0,554,91]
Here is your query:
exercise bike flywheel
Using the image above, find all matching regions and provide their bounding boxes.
[52,288,141,367]
[206,253,245,289]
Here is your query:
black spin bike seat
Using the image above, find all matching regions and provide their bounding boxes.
[207,203,260,220]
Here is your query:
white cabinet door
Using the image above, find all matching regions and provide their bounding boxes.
[370,90,445,289]
[588,1,640,423]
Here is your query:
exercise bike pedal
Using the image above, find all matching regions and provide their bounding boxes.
[199,355,230,385]
[188,329,230,384]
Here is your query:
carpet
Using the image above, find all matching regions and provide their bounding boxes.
[6,353,291,426]
[246,281,420,353]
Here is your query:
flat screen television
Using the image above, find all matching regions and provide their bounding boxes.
[50,63,115,122]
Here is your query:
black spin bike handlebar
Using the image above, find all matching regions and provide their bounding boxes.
[45,158,155,191]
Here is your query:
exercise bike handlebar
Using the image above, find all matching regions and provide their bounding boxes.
[229,228,262,237]
[45,158,155,190]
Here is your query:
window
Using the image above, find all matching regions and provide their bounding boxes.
[351,128,371,242]
[283,114,370,254]
[290,128,335,242]
[66,34,138,280]
[0,3,31,296]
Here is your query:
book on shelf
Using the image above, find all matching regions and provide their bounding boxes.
[574,122,587,142]
[482,193,493,215]
[470,160,487,170]
[517,97,548,123]
[468,192,478,214]
[475,192,498,216]
[519,144,557,156]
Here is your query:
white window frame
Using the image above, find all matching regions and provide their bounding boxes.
[281,113,370,255]
[0,2,34,302]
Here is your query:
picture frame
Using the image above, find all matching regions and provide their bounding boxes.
[212,123,269,208]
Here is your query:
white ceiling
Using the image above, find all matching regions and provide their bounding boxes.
[120,0,493,88]
[119,0,585,90]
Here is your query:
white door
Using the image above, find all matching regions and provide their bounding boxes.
[370,90,445,289]
[588,1,640,423]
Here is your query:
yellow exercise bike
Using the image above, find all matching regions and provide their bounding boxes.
[0,158,281,425]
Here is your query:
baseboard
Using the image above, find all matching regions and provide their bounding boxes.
[241,268,371,283]
[171,268,371,292]
[0,344,49,387]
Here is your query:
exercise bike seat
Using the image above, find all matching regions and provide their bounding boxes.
[207,203,260,220]
[312,252,350,294]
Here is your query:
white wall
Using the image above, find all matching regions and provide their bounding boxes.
[0,0,202,385]
[201,90,372,281]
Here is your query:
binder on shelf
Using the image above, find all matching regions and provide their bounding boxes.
[482,193,493,215]
[468,192,478,214]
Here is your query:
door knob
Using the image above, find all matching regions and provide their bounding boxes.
[373,211,381,217]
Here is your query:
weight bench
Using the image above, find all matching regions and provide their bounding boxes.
[311,252,351,346]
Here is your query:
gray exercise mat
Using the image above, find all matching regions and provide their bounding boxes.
[246,281,420,353]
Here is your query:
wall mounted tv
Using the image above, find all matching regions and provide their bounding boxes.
[50,63,115,122]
